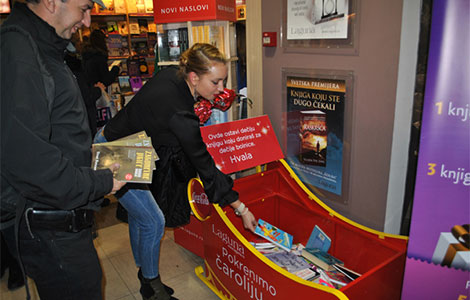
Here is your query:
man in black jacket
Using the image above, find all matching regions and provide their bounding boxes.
[0,0,125,299]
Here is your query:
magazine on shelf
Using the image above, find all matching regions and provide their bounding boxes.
[254,219,294,252]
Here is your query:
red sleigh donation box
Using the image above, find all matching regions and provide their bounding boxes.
[152,0,236,23]
[174,116,408,299]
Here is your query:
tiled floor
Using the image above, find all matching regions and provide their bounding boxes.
[0,223,220,300]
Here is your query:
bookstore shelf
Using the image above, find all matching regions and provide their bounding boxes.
[174,159,408,299]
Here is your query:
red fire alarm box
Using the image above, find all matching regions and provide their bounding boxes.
[262,32,277,47]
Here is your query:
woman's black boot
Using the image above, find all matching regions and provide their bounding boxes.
[138,269,177,300]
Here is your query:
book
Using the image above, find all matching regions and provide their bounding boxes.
[129,77,143,93]
[127,0,137,13]
[314,269,336,288]
[137,19,148,34]
[264,251,311,273]
[301,248,343,271]
[118,76,132,93]
[293,267,320,281]
[91,144,154,183]
[108,60,122,71]
[127,58,141,77]
[99,0,114,13]
[114,0,126,14]
[144,0,153,13]
[167,29,181,61]
[107,21,118,34]
[325,270,352,287]
[118,21,129,35]
[254,219,293,252]
[306,225,331,252]
[97,135,158,166]
[129,20,140,35]
[136,0,145,13]
[147,22,157,33]
[332,264,361,281]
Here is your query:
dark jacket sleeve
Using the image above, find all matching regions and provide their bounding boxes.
[168,111,238,207]
[1,30,113,209]
[94,55,119,87]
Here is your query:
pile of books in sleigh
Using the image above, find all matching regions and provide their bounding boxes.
[252,220,361,289]
[91,131,158,183]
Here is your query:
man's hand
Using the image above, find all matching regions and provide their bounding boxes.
[108,163,125,194]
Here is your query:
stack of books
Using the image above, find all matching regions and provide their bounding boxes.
[91,131,158,183]
[251,220,361,289]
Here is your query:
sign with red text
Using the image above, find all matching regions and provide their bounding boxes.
[153,0,236,23]
[188,178,212,221]
[200,115,284,174]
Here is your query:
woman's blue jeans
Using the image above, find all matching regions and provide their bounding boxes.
[94,128,165,279]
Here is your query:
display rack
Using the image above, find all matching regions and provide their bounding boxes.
[175,159,408,299]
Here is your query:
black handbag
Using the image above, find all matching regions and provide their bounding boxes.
[150,147,197,227]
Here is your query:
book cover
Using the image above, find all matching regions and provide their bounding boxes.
[293,267,320,281]
[129,20,140,35]
[119,130,148,139]
[114,0,126,14]
[91,145,154,183]
[306,225,331,252]
[254,219,293,252]
[167,29,181,61]
[147,23,157,33]
[332,264,361,281]
[314,269,336,289]
[127,0,137,13]
[99,0,114,13]
[325,270,352,287]
[129,77,143,93]
[97,136,158,167]
[136,0,145,13]
[118,76,132,93]
[264,251,311,273]
[107,21,118,34]
[138,58,149,75]
[301,248,343,271]
[144,0,153,13]
[127,58,140,77]
[118,21,129,35]
[137,19,148,34]
[299,110,328,166]
[157,31,170,61]
[147,32,157,51]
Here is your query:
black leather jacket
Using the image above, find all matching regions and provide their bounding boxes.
[0,3,113,227]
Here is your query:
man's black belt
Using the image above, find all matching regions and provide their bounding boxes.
[26,208,94,233]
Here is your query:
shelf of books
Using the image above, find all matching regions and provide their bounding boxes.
[85,0,238,119]
[174,159,408,299]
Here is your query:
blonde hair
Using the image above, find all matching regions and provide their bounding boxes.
[179,43,227,78]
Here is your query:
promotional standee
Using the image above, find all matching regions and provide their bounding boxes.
[401,0,470,299]
[174,116,407,299]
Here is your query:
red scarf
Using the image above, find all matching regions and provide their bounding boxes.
[194,88,237,124]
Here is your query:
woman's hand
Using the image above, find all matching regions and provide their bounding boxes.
[231,200,257,233]
[240,210,257,233]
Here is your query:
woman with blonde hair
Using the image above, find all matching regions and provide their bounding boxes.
[95,43,256,300]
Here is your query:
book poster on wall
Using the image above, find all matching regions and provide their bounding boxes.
[401,0,470,299]
[287,0,349,40]
[285,76,345,196]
